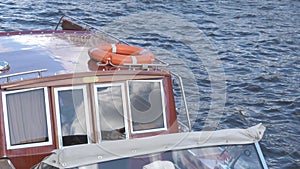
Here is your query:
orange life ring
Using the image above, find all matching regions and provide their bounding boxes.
[88,44,155,65]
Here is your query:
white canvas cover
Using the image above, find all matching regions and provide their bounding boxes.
[43,123,265,168]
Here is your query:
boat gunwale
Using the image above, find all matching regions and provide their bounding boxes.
[0,30,91,37]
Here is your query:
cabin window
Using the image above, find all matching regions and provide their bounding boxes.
[94,83,128,141]
[54,86,91,148]
[2,88,52,149]
[128,80,167,134]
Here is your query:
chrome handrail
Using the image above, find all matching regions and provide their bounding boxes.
[171,72,192,132]
[0,69,47,83]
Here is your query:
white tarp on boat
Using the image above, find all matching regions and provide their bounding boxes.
[43,123,265,168]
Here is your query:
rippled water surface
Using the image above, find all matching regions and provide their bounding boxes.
[1,0,299,168]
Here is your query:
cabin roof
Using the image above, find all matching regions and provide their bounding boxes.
[0,30,120,83]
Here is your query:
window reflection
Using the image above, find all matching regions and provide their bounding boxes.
[97,144,263,169]
[175,144,264,169]
[128,80,166,133]
[55,87,88,147]
[95,84,126,140]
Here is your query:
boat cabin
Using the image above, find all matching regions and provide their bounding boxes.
[0,30,180,168]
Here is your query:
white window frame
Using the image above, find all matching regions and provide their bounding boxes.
[2,87,52,150]
[53,85,91,148]
[94,83,129,141]
[127,79,167,134]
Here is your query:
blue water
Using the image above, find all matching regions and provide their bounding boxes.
[1,0,299,168]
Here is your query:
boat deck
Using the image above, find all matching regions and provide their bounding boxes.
[0,30,118,83]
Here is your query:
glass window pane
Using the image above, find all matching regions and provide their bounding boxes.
[128,80,166,133]
[5,88,49,146]
[57,88,88,146]
[96,85,126,140]
[94,144,264,169]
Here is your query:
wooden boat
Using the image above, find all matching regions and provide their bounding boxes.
[0,16,268,169]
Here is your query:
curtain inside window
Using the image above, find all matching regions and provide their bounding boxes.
[6,88,48,145]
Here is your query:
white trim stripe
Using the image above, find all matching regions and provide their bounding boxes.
[131,56,137,64]
[111,44,117,53]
